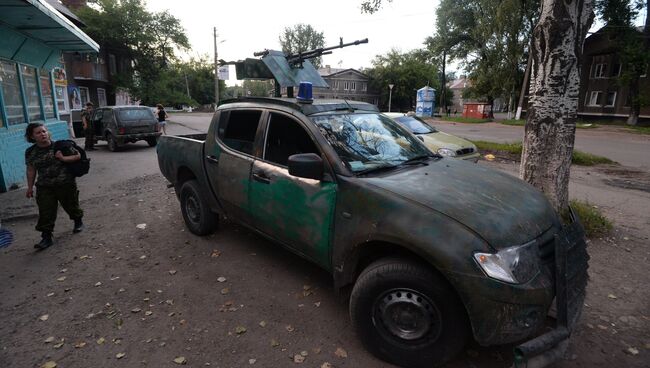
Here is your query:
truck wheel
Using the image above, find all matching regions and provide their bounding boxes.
[107,134,120,152]
[350,258,469,368]
[180,180,217,235]
[146,137,158,147]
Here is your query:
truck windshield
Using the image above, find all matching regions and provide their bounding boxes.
[311,113,432,174]
[118,109,154,120]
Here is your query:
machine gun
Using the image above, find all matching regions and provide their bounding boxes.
[254,38,368,69]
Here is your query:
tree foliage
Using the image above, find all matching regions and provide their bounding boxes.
[75,0,190,105]
[279,24,326,68]
[366,49,449,111]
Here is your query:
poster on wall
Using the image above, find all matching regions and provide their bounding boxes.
[53,67,67,86]
[68,86,81,110]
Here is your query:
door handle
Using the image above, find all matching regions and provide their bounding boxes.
[252,172,271,184]
[206,155,219,164]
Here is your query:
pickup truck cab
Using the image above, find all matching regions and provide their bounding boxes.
[157,97,588,368]
[91,106,161,151]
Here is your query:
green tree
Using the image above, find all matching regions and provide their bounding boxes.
[279,24,326,69]
[75,0,190,105]
[242,80,274,97]
[595,0,649,125]
[366,49,443,111]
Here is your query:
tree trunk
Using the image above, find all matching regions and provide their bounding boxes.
[520,0,594,214]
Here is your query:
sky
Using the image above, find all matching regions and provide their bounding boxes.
[146,0,440,84]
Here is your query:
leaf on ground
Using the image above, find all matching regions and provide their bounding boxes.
[139,255,147,259]
[300,351,308,357]
[285,325,294,332]
[484,154,496,161]
[334,347,348,358]
[97,337,106,344]
[46,292,55,297]
[57,276,66,282]
[249,358,257,365]
[259,321,267,328]
[169,270,177,275]
[118,288,126,293]
[293,354,305,363]
[624,347,639,356]
[41,361,57,368]
[211,250,221,258]
[116,352,126,359]
[607,294,617,299]
[131,308,142,313]
[314,302,321,307]
[94,282,102,287]
[217,276,227,283]
[173,356,187,364]
[74,341,87,348]
[39,314,49,321]
[44,336,55,343]
[136,223,147,230]
[235,326,247,334]
[220,288,229,295]
[53,340,64,349]
[270,339,280,347]
[145,311,153,316]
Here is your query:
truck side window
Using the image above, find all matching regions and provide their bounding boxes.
[264,113,319,167]
[219,110,261,155]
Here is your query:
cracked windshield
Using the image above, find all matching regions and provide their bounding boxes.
[312,113,431,173]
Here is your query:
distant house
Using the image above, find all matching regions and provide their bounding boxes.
[315,66,379,105]
[578,26,649,121]
[447,77,469,114]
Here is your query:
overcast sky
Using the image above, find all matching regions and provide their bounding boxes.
[146,0,439,83]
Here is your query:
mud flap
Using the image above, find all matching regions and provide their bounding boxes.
[513,206,589,368]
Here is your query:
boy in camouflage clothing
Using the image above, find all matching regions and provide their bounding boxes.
[25,123,84,250]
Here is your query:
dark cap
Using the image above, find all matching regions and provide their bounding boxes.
[85,102,94,107]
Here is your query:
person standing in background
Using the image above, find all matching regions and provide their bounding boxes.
[156,104,168,135]
[81,102,95,150]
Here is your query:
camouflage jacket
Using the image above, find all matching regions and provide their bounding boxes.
[25,142,77,187]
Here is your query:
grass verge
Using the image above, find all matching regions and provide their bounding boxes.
[625,125,650,135]
[472,141,615,166]
[441,117,491,124]
[569,200,613,238]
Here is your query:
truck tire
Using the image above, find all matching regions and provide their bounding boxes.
[180,180,217,235]
[107,134,120,152]
[146,137,158,147]
[350,258,469,368]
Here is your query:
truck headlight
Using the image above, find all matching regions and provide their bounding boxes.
[437,148,456,157]
[474,241,540,284]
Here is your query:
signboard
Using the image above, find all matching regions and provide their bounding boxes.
[218,65,229,80]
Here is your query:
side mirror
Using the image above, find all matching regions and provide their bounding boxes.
[288,153,323,181]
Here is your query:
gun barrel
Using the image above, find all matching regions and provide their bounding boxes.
[285,38,368,63]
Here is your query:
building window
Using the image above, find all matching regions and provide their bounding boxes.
[109,54,117,75]
[605,92,616,107]
[593,63,607,78]
[588,91,602,106]
[612,63,621,77]
[39,69,55,119]
[97,88,107,107]
[350,82,356,91]
[21,65,43,122]
[0,60,26,125]
[362,83,367,92]
[79,87,89,105]
[344,81,349,91]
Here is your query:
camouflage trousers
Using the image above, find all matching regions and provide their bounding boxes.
[84,128,94,149]
[35,183,83,233]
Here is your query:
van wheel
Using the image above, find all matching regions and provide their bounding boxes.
[350,258,469,368]
[146,137,158,147]
[107,134,120,152]
[180,180,217,235]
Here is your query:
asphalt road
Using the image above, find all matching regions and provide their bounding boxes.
[428,120,650,171]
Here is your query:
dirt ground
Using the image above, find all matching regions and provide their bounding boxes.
[1,154,648,367]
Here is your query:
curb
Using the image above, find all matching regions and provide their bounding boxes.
[1,213,39,223]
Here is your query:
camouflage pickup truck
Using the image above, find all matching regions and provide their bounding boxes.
[157,97,588,368]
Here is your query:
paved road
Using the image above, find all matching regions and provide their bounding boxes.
[429,120,650,171]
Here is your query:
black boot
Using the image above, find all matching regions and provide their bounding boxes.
[34,232,53,250]
[73,218,84,233]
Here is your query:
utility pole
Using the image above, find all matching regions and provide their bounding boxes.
[388,84,394,112]
[213,27,219,109]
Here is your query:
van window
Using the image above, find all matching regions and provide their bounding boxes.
[219,110,262,155]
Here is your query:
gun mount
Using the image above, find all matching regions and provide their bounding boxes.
[222,38,368,98]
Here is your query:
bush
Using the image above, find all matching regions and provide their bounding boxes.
[569,200,613,238]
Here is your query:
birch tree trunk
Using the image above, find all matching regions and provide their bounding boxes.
[520,0,594,214]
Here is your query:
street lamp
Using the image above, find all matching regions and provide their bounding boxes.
[388,84,394,112]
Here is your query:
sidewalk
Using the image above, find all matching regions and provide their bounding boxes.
[0,185,37,222]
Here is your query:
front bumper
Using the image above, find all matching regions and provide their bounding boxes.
[513,207,589,368]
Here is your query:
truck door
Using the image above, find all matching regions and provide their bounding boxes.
[204,109,264,225]
[249,111,337,269]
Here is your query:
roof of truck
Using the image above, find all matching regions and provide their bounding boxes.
[218,97,379,116]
